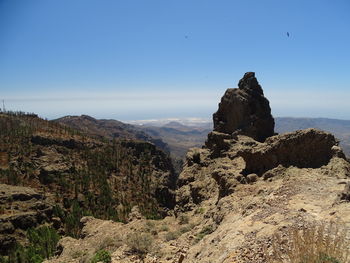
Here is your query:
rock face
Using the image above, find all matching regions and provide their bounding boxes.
[240,128,345,176]
[213,72,274,142]
[0,184,55,253]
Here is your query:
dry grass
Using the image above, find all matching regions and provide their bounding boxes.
[126,232,154,256]
[267,222,350,263]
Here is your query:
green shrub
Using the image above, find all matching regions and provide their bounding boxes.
[0,226,60,263]
[90,250,111,263]
[195,207,205,214]
[144,220,156,233]
[160,224,169,231]
[179,225,192,234]
[195,225,214,243]
[178,215,189,225]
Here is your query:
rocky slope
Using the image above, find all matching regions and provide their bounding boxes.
[0,184,55,253]
[47,73,350,263]
[55,115,211,175]
[48,156,350,263]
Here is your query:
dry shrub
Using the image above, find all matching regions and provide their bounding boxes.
[126,232,154,256]
[267,222,350,263]
[165,231,181,241]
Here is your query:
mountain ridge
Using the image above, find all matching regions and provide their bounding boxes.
[54,115,170,154]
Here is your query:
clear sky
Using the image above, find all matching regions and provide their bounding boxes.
[1,0,349,121]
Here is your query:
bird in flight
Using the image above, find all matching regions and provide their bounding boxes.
[287,32,290,37]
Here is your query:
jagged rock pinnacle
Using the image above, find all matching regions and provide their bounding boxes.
[213,72,274,142]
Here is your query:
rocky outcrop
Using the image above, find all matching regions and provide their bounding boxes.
[177,128,347,210]
[213,72,274,142]
[240,128,345,176]
[168,72,350,262]
[0,184,55,253]
[178,73,348,210]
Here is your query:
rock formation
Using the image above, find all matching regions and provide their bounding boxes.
[179,73,347,209]
[213,72,274,142]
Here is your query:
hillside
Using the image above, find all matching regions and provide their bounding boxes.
[55,115,170,153]
[0,111,176,260]
[55,116,211,174]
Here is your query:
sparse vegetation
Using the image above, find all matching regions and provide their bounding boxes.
[98,236,123,250]
[195,225,215,243]
[90,249,111,263]
[71,250,86,259]
[165,231,181,241]
[178,214,189,224]
[195,207,205,214]
[267,222,350,263]
[160,224,169,232]
[126,232,154,258]
[179,224,193,234]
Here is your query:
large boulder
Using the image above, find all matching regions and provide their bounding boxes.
[213,72,274,142]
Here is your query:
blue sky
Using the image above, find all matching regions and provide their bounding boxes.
[0,0,349,120]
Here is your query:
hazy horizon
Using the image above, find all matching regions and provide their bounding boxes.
[3,87,350,122]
